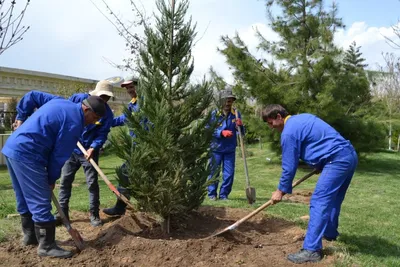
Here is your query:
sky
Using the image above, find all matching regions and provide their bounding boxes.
[0,0,400,83]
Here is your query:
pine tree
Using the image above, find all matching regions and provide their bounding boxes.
[344,41,368,72]
[110,0,215,234]
[219,0,385,153]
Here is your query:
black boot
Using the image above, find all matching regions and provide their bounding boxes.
[21,213,38,246]
[103,199,128,216]
[287,249,322,264]
[34,221,73,258]
[54,207,69,226]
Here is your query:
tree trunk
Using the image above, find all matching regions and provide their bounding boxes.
[388,121,392,150]
[160,215,170,235]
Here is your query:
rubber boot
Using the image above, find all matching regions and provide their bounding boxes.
[34,221,73,258]
[21,213,38,246]
[103,199,128,216]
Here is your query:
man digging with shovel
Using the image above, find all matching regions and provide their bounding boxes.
[207,88,244,201]
[262,104,358,264]
[2,95,106,258]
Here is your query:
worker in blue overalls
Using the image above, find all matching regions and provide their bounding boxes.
[262,104,358,264]
[103,75,140,216]
[2,95,106,258]
[208,88,244,200]
[12,80,114,227]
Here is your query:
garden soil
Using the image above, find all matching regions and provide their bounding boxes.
[0,205,335,267]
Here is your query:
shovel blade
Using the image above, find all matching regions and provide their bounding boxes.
[246,187,256,204]
[68,228,85,252]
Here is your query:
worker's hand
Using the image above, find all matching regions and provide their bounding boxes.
[85,148,95,160]
[271,189,284,205]
[49,184,55,191]
[235,118,243,126]
[12,120,23,131]
[221,130,233,138]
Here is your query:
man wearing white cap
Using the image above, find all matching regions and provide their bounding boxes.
[54,80,115,227]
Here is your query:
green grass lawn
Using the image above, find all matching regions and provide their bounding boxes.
[1,145,400,266]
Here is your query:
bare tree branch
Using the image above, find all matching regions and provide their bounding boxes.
[89,0,150,71]
[384,21,400,49]
[0,0,30,55]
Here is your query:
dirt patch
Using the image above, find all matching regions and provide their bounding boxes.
[283,189,313,204]
[0,206,334,266]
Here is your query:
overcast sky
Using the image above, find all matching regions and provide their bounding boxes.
[1,0,400,83]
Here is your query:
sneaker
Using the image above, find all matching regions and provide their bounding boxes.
[219,197,228,201]
[89,213,103,227]
[287,249,322,264]
[209,196,217,201]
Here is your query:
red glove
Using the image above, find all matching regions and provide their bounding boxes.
[236,118,243,126]
[221,130,233,138]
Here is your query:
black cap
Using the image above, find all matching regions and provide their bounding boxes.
[83,96,106,117]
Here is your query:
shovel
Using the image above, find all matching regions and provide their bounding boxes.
[208,169,318,238]
[235,109,256,204]
[51,192,85,251]
[77,142,135,211]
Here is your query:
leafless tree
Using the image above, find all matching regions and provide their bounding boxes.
[89,0,149,72]
[384,21,400,49]
[0,0,30,56]
[371,53,400,150]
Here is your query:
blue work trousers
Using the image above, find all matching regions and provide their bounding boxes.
[303,146,358,251]
[58,151,100,213]
[5,157,54,222]
[207,152,236,199]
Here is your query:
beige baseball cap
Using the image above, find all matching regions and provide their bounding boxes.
[90,80,114,97]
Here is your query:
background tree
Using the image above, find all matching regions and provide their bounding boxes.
[219,0,385,153]
[3,97,17,131]
[370,53,400,150]
[0,0,30,55]
[110,0,216,234]
[89,0,148,72]
[56,81,94,98]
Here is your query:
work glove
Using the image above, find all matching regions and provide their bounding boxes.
[221,130,233,138]
[235,118,243,126]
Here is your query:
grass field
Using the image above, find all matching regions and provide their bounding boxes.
[0,144,399,266]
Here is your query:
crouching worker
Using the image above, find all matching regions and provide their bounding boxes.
[1,96,106,258]
[262,104,358,264]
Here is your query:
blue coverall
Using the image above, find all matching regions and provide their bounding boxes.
[111,97,140,192]
[279,114,358,251]
[1,99,85,222]
[208,108,244,199]
[112,97,140,130]
[12,91,113,214]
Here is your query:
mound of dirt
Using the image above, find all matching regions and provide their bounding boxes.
[0,206,333,266]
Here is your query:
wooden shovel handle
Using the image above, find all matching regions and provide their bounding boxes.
[76,142,135,211]
[229,169,318,229]
[235,109,251,188]
[51,192,85,251]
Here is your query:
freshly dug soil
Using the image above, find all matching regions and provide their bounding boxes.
[0,206,334,266]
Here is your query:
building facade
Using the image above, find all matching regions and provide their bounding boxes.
[0,66,131,112]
